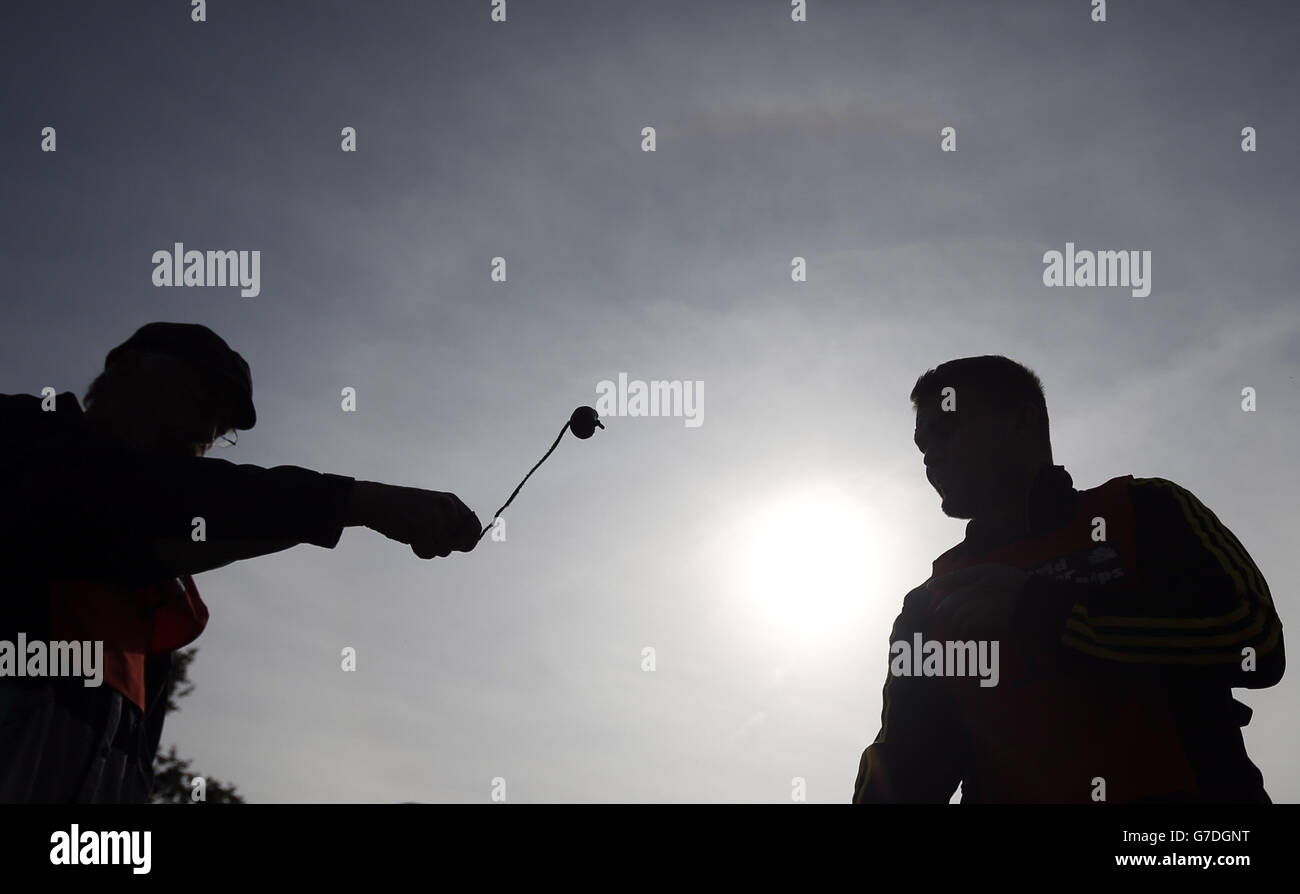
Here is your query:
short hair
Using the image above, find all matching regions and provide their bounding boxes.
[910,355,1050,446]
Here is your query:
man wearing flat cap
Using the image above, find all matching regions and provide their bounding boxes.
[0,322,481,802]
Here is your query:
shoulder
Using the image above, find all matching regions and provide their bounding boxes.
[0,391,81,411]
[897,582,935,625]
[1080,473,1137,497]
[1120,477,1231,536]
[0,393,45,429]
[0,392,42,411]
[1081,474,1205,508]
[0,392,85,436]
[1126,476,1206,507]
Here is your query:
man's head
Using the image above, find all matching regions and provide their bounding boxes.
[911,356,1051,520]
[83,323,255,458]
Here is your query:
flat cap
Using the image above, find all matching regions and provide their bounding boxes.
[104,321,256,429]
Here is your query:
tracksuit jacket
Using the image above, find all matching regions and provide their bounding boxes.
[0,391,355,802]
[854,463,1284,803]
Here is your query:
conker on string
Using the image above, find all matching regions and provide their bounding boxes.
[569,406,605,440]
[476,405,606,542]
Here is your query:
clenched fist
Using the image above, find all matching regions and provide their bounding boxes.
[345,480,481,558]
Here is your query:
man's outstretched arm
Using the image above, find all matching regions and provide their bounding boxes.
[1,393,480,584]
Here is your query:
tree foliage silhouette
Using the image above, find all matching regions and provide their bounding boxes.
[149,647,245,803]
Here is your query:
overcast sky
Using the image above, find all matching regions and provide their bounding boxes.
[2,0,1297,803]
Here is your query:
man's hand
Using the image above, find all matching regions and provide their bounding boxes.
[928,563,1030,639]
[346,481,481,558]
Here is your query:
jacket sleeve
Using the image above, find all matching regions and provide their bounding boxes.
[1,393,355,585]
[854,585,969,803]
[1014,477,1284,689]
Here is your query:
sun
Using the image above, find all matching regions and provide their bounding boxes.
[735,488,876,637]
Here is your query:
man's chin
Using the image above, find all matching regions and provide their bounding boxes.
[939,494,974,520]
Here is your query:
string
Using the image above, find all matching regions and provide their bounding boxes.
[477,420,572,542]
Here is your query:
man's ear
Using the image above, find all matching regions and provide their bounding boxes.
[1013,400,1037,432]
[1010,401,1052,457]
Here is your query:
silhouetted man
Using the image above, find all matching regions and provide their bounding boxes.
[0,322,482,802]
[854,355,1284,803]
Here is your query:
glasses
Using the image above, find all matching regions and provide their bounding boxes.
[201,426,238,451]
